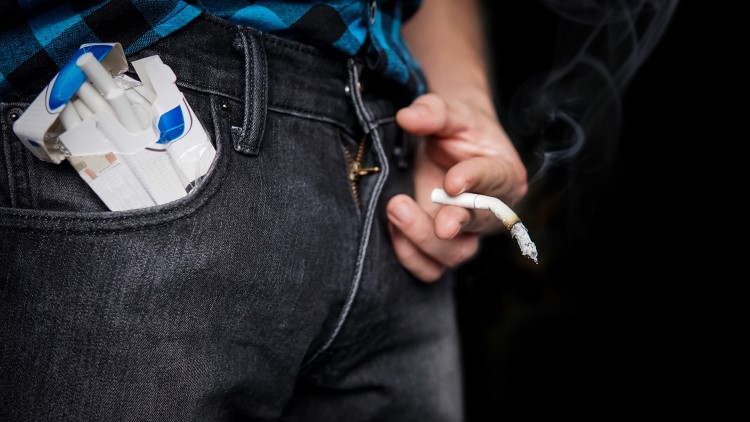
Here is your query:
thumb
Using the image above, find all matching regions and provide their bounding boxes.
[396,93,464,137]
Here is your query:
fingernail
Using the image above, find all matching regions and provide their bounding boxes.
[451,220,464,239]
[389,202,413,224]
[456,179,468,195]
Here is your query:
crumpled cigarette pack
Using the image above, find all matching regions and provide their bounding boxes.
[12,43,215,211]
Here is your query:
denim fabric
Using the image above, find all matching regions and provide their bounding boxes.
[0,13,462,421]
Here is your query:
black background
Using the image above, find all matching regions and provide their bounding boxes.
[456,1,743,419]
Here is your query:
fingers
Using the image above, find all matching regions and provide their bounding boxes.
[443,156,528,206]
[387,223,446,282]
[396,94,466,137]
[433,203,501,237]
[387,195,480,282]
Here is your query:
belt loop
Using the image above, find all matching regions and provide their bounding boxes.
[232,28,268,156]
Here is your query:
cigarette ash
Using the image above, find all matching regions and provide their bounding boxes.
[510,222,538,263]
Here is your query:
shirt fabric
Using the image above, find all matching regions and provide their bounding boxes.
[0,0,426,99]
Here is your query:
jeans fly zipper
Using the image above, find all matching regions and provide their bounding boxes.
[343,136,380,204]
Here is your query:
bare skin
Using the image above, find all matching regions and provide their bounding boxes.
[388,0,528,282]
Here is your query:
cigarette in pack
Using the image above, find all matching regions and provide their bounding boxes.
[12,43,216,211]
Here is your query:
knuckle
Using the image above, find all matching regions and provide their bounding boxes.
[393,242,419,265]
[410,227,433,247]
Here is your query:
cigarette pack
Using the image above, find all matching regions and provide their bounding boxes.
[12,43,215,211]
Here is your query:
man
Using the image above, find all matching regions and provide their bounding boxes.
[0,1,526,420]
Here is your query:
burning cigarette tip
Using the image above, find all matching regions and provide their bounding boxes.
[510,222,538,264]
[431,188,538,263]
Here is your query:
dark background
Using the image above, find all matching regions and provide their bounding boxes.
[455,1,743,419]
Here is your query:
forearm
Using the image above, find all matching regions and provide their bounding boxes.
[402,0,494,114]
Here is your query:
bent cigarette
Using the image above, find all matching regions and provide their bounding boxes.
[431,188,538,263]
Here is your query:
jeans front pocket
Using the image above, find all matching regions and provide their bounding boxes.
[0,88,231,234]
[0,89,256,420]
[1,102,115,212]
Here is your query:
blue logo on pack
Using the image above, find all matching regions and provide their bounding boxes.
[47,44,114,112]
[157,105,185,144]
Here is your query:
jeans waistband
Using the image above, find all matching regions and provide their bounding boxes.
[131,14,411,138]
[1,13,413,156]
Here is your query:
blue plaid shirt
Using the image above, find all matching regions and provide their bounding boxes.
[0,0,425,99]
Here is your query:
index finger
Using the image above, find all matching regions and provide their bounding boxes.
[443,156,528,206]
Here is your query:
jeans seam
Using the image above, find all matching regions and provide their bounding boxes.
[175,81,243,104]
[302,60,390,368]
[373,116,396,126]
[2,134,13,207]
[22,144,33,209]
[0,102,31,208]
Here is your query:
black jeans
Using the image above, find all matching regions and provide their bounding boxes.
[0,14,462,421]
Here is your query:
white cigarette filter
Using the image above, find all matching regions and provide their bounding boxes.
[431,188,538,263]
[76,80,115,117]
[58,103,82,130]
[72,98,94,119]
[76,52,119,95]
[77,52,142,132]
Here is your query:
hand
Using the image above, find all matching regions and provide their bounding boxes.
[387,93,528,282]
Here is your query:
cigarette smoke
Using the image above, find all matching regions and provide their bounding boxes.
[505,0,678,231]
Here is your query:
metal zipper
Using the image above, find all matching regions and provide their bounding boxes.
[343,136,380,204]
